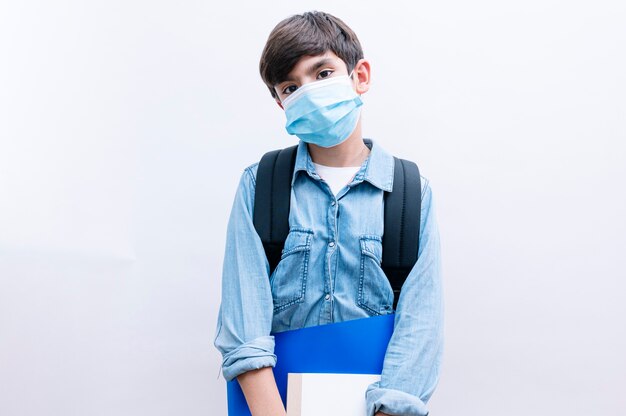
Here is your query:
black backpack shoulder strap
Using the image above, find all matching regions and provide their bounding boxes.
[382,157,421,310]
[252,145,298,276]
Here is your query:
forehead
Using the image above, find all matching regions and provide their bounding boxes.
[279,51,346,84]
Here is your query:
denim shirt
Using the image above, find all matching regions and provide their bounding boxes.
[213,138,444,416]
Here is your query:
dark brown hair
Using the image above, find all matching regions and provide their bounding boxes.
[259,11,364,100]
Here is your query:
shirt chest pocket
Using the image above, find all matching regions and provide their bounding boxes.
[269,228,313,313]
[357,235,394,316]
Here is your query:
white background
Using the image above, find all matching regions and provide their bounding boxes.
[1,1,625,415]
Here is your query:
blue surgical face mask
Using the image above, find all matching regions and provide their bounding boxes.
[281,70,363,148]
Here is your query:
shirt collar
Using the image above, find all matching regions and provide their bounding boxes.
[291,137,395,192]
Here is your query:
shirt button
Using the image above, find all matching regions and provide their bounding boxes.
[328,241,335,247]
[325,294,331,300]
[331,201,336,206]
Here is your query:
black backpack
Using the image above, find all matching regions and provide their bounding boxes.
[252,138,421,310]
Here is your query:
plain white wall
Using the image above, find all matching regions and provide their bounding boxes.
[1,1,625,415]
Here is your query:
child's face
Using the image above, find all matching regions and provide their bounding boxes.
[274,51,369,110]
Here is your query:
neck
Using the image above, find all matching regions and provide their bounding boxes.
[307,120,370,167]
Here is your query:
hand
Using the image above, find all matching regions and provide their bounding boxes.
[375,412,392,416]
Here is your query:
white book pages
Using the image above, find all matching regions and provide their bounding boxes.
[286,373,381,416]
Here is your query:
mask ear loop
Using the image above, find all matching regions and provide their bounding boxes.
[348,68,359,97]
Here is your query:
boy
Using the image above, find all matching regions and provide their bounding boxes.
[213,10,443,416]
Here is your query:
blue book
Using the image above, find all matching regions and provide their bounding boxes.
[227,313,395,415]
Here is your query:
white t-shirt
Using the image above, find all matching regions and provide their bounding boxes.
[312,162,361,196]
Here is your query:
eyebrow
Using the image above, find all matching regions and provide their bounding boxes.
[280,58,334,85]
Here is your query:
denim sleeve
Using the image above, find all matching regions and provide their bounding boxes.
[213,163,277,382]
[365,177,444,416]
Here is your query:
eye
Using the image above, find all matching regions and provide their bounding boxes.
[282,85,298,95]
[317,69,333,79]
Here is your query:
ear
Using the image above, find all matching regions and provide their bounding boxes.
[352,58,371,95]
[276,99,284,110]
